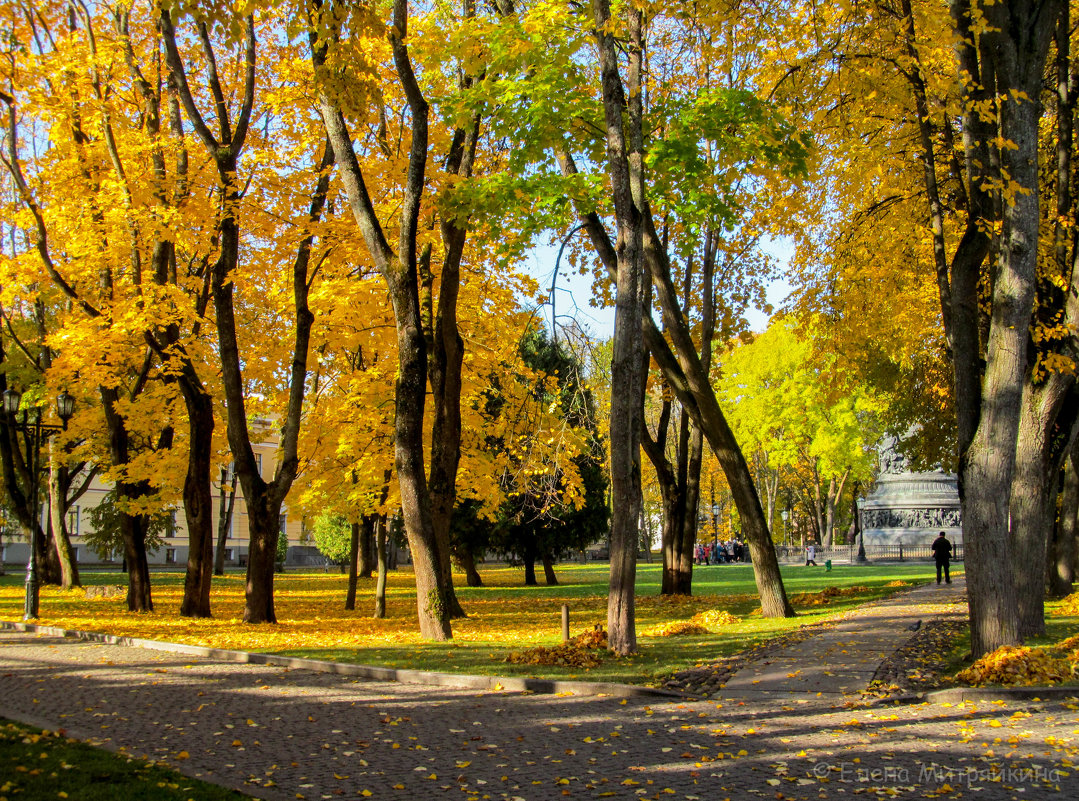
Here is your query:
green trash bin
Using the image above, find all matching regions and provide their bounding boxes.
[825,559,832,571]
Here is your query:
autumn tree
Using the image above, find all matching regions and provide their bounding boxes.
[770,0,1070,654]
[157,1,342,624]
[307,0,532,639]
[719,319,884,547]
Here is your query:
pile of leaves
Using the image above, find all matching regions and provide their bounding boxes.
[884,580,912,588]
[691,609,740,627]
[955,645,1075,687]
[505,627,608,668]
[789,585,871,607]
[642,620,711,637]
[1052,591,1079,616]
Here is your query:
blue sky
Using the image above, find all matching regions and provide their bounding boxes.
[522,238,795,341]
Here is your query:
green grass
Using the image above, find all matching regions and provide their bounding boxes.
[0,560,952,686]
[277,562,944,685]
[0,718,250,800]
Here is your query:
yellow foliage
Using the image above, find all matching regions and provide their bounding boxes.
[789,585,871,607]
[690,609,740,628]
[642,621,711,638]
[1052,591,1079,617]
[955,645,1076,687]
[505,626,608,667]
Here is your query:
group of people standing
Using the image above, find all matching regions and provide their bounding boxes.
[695,539,746,565]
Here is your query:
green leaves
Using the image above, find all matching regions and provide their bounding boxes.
[646,88,812,232]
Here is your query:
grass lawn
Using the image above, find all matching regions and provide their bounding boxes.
[0,718,248,800]
[0,560,945,685]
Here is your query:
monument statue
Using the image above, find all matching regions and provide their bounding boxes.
[859,433,961,548]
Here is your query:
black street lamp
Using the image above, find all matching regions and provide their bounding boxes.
[2,388,76,620]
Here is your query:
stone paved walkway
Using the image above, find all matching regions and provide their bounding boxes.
[2,578,1077,800]
[718,576,968,700]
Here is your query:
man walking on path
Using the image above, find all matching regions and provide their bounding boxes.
[931,530,952,584]
[805,541,817,566]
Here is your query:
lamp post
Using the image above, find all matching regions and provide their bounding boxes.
[2,388,76,620]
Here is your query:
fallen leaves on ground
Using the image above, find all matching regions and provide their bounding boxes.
[691,609,740,627]
[956,644,1077,687]
[505,627,608,668]
[642,621,711,637]
[1053,591,1079,616]
[789,585,871,607]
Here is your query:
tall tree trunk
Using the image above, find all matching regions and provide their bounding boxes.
[346,520,361,611]
[541,551,559,586]
[179,388,214,617]
[358,517,374,579]
[1012,383,1079,636]
[213,467,237,576]
[101,385,153,612]
[162,12,320,625]
[456,548,483,587]
[47,440,79,590]
[374,515,388,619]
[593,0,646,656]
[943,0,1058,657]
[310,1,453,640]
[1050,443,1079,595]
[557,179,794,619]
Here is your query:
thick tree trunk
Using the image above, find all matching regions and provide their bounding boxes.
[592,0,647,656]
[456,548,483,587]
[311,1,453,640]
[358,517,374,579]
[1050,446,1079,596]
[523,549,538,586]
[346,520,361,611]
[119,486,153,612]
[1012,383,1079,634]
[47,444,79,590]
[179,389,214,618]
[541,552,558,585]
[243,495,280,624]
[944,0,1058,658]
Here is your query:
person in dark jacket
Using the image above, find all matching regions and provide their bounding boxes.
[931,531,952,584]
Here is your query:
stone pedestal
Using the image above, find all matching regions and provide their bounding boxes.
[859,471,962,547]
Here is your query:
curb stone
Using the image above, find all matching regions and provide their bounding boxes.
[0,619,687,700]
[925,685,1079,703]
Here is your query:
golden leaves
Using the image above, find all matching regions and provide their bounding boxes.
[955,645,1076,687]
[506,626,608,668]
[642,621,711,638]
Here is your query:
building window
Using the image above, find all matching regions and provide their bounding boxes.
[166,511,177,538]
[256,452,263,477]
[224,548,234,561]
[165,548,177,564]
[72,547,79,563]
[67,507,79,535]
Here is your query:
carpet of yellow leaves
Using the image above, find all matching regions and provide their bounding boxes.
[789,585,871,607]
[0,570,756,658]
[505,627,608,667]
[642,621,711,637]
[691,609,740,627]
[955,645,1078,687]
[1053,590,1079,616]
